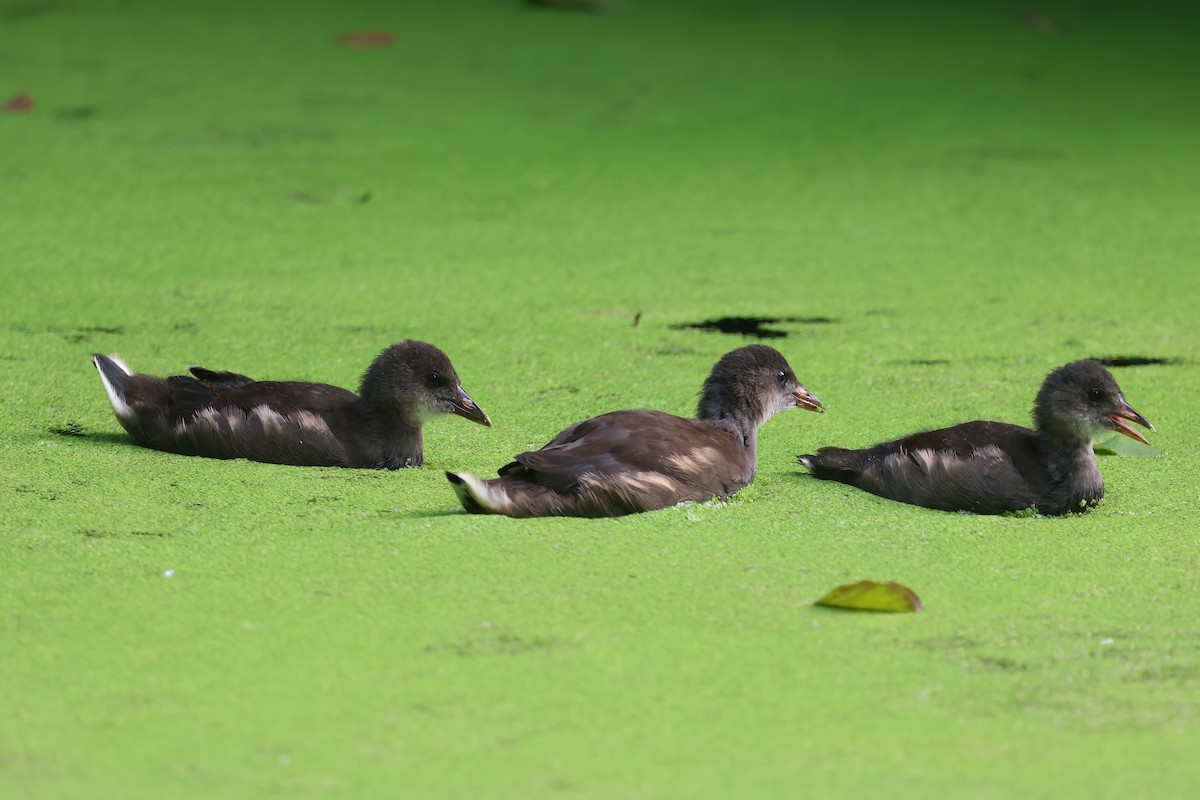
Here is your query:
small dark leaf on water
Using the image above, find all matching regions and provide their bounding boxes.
[1094,435,1160,458]
[815,580,923,613]
[2,92,35,113]
[337,30,396,50]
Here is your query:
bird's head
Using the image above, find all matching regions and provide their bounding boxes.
[359,340,490,426]
[698,344,823,427]
[1033,359,1153,445]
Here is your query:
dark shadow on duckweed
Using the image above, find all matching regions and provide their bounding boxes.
[672,316,836,339]
[55,105,99,121]
[1092,356,1179,367]
[4,1,62,21]
[890,358,951,366]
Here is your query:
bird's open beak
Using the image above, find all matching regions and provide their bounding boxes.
[792,384,825,413]
[451,386,491,426]
[1107,398,1153,445]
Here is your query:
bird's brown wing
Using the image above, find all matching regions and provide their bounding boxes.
[188,366,255,388]
[167,403,352,466]
[145,376,357,465]
[502,410,749,497]
[857,444,1038,514]
[164,376,359,426]
[806,421,1044,514]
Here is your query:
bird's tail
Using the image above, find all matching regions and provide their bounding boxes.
[797,448,860,481]
[93,353,135,421]
[445,471,508,515]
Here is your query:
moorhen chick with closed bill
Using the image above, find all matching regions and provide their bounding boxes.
[798,359,1154,515]
[446,344,824,518]
[93,340,490,468]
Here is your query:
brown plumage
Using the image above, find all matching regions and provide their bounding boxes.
[92,340,490,468]
[798,359,1154,515]
[446,344,824,518]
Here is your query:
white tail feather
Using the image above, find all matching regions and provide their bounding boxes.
[447,472,508,514]
[94,354,135,421]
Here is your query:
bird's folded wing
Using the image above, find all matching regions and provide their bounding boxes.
[170,405,350,466]
[860,445,1037,514]
[189,366,255,388]
[506,410,741,494]
[166,377,359,419]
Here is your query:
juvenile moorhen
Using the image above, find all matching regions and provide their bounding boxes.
[446,344,824,518]
[93,340,490,468]
[798,359,1154,515]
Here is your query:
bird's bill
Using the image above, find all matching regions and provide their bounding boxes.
[451,386,491,426]
[792,384,825,413]
[1107,399,1153,445]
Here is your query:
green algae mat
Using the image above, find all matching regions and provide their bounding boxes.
[3,1,1198,796]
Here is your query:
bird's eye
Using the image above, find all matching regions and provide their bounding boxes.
[428,371,441,385]
[776,371,788,383]
[1087,388,1103,402]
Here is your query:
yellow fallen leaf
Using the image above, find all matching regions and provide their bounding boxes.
[814,580,924,613]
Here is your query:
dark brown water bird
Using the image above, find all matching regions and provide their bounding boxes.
[446,344,823,518]
[798,359,1154,515]
[93,340,490,468]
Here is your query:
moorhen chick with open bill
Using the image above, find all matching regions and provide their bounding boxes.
[798,359,1154,515]
[93,340,490,468]
[446,344,824,518]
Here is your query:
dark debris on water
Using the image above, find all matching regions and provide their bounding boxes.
[672,316,836,340]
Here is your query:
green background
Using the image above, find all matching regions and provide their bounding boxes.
[2,1,1197,796]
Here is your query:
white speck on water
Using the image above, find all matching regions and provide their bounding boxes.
[163,569,174,578]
